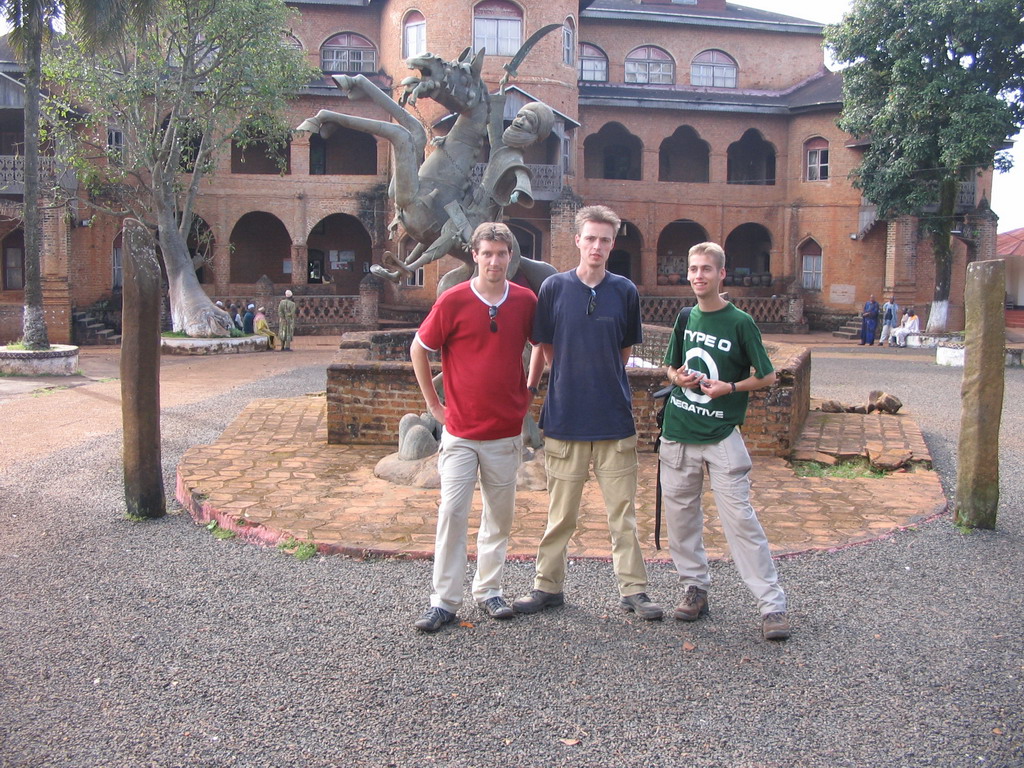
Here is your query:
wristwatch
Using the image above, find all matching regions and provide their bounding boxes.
[528,385,539,395]
[730,382,736,394]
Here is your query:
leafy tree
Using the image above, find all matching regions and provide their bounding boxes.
[827,0,1024,331]
[4,0,159,349]
[45,0,317,336]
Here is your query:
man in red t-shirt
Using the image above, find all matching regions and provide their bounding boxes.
[410,222,541,632]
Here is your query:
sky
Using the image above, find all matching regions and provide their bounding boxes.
[739,0,1024,234]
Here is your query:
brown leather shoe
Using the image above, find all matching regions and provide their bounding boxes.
[762,611,791,640]
[672,586,709,621]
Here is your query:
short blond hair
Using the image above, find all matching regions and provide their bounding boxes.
[688,241,726,269]
[575,205,621,235]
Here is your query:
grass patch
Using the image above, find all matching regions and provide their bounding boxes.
[277,537,318,561]
[161,331,192,338]
[205,520,236,540]
[793,457,887,479]
[31,385,70,397]
[3,340,28,350]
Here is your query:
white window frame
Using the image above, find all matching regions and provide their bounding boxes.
[321,33,377,73]
[405,267,425,287]
[691,50,738,88]
[801,250,822,291]
[403,13,426,58]
[625,47,674,85]
[578,43,608,82]
[473,2,522,56]
[562,20,575,66]
[806,146,830,181]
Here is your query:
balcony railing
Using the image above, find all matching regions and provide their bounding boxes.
[0,155,73,195]
[471,163,563,201]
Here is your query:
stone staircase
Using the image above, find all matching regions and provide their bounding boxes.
[72,307,121,346]
[832,315,863,341]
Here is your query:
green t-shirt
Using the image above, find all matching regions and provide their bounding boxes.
[661,302,774,444]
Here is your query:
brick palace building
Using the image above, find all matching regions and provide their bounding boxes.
[0,0,997,343]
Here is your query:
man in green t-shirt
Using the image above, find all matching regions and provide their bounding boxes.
[661,242,789,641]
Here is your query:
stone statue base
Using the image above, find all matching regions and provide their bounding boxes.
[374,447,548,491]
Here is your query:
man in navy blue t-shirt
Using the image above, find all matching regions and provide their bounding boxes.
[513,205,662,620]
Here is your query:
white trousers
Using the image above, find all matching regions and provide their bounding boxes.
[660,428,786,616]
[430,430,522,613]
[879,322,895,345]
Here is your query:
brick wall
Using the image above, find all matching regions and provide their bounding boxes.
[0,304,20,344]
[326,330,810,456]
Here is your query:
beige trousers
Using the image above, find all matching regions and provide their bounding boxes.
[533,436,649,597]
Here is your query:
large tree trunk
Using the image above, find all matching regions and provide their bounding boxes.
[154,201,232,337]
[20,10,49,350]
[925,177,958,333]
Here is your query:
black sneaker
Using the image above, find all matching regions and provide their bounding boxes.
[620,592,664,620]
[673,586,709,621]
[512,589,564,614]
[413,606,457,632]
[478,596,515,620]
[762,611,791,641]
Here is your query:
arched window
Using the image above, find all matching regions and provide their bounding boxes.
[659,125,710,183]
[578,43,607,82]
[320,33,377,74]
[509,220,543,261]
[231,136,291,175]
[799,239,822,291]
[805,137,829,181]
[583,123,642,180]
[473,1,522,57]
[562,18,575,66]
[112,232,123,289]
[625,46,674,85]
[403,12,426,58]
[727,129,775,186]
[691,49,737,88]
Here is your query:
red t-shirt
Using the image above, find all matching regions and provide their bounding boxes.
[416,280,537,441]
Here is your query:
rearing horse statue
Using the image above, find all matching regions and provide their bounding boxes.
[296,45,559,295]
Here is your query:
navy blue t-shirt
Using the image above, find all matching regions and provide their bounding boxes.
[533,270,642,441]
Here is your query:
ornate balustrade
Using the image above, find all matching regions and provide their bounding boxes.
[471,162,563,200]
[0,156,61,192]
[641,295,791,328]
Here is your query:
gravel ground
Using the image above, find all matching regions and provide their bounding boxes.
[1,350,1022,768]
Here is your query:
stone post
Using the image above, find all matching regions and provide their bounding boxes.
[359,273,383,329]
[121,219,166,519]
[953,259,1005,529]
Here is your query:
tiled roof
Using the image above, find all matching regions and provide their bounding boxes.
[580,68,842,115]
[583,1,825,34]
[997,228,1024,257]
